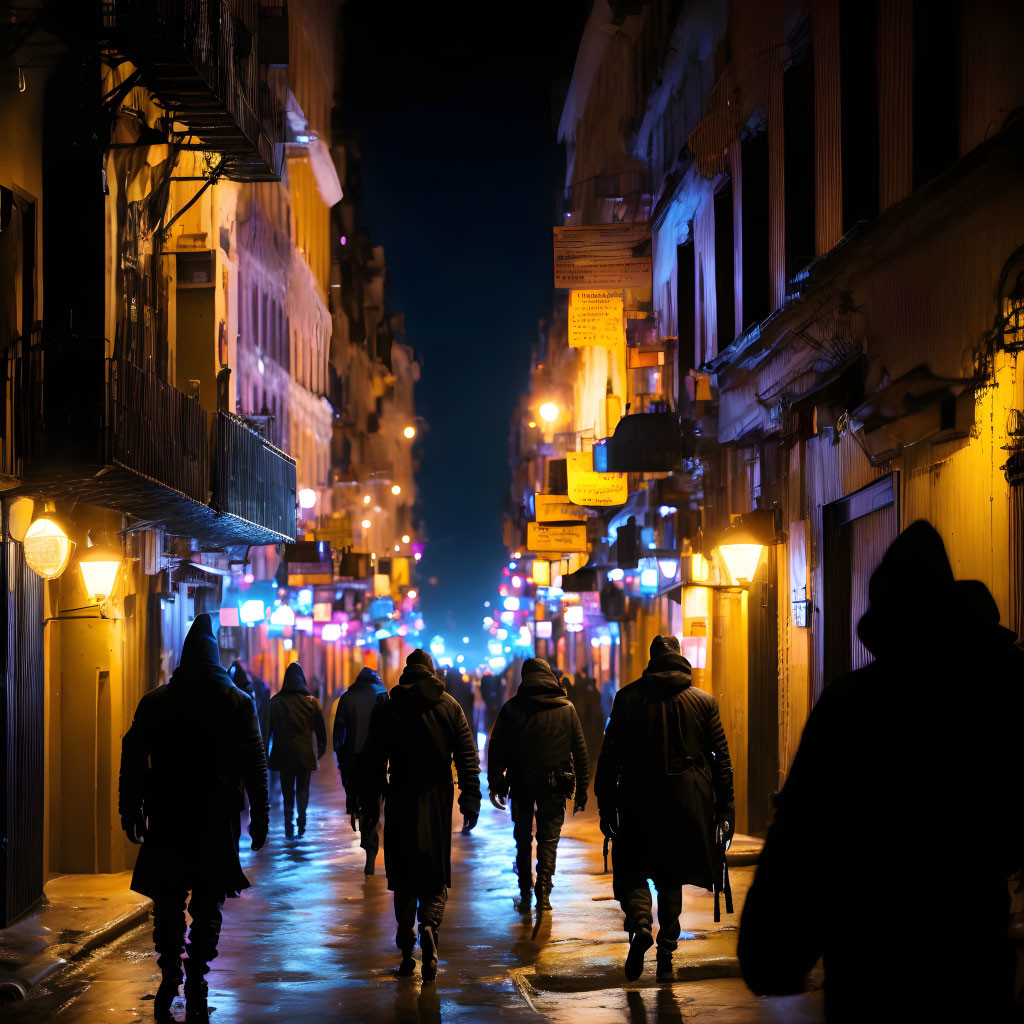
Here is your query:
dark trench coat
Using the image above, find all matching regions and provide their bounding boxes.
[119,614,269,900]
[595,648,734,891]
[267,663,327,774]
[360,661,481,892]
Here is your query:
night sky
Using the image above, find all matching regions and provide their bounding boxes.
[341,1,588,660]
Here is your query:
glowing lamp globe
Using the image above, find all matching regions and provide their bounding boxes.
[403,425,417,439]
[23,516,73,580]
[401,534,410,544]
[79,544,123,601]
[321,623,342,643]
[719,542,764,584]
[361,519,372,529]
[391,484,402,495]
[406,589,418,600]
[298,488,316,509]
[539,402,559,423]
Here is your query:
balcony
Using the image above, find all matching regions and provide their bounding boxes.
[599,412,696,473]
[105,0,283,181]
[2,331,296,544]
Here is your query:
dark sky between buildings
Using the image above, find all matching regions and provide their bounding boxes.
[341,1,589,658]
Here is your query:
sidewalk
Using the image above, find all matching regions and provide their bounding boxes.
[0,872,150,999]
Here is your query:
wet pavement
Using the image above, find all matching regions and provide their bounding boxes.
[2,770,824,1022]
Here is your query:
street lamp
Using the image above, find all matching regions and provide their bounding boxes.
[539,402,559,423]
[715,510,778,585]
[79,542,124,602]
[401,534,410,544]
[391,484,402,495]
[298,488,316,509]
[23,511,74,580]
[361,518,372,529]
[403,425,417,439]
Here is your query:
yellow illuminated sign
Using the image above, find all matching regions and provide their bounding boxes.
[566,451,628,506]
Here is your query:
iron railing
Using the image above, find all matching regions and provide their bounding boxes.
[212,411,296,540]
[105,0,283,180]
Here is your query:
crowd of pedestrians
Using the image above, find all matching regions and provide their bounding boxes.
[117,521,1024,1023]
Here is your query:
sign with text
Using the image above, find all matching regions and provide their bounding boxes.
[527,521,588,554]
[568,289,624,347]
[566,450,628,506]
[553,224,652,289]
[535,494,587,523]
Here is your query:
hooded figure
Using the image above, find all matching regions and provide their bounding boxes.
[231,661,270,750]
[444,666,476,734]
[738,521,1024,1023]
[360,649,481,982]
[332,665,388,873]
[119,614,269,1022]
[479,672,504,733]
[267,662,327,838]
[487,658,589,912]
[596,634,734,982]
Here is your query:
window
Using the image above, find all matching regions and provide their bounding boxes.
[912,0,959,189]
[714,180,735,349]
[676,238,696,380]
[840,0,880,230]
[741,131,770,327]
[784,22,815,286]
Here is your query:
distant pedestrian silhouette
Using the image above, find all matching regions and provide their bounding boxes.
[738,520,1024,1022]
[333,665,388,873]
[360,649,480,981]
[488,657,589,913]
[596,635,734,982]
[119,613,269,1023]
[267,662,327,837]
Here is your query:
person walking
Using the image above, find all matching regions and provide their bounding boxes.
[332,665,388,873]
[738,521,1024,1023]
[444,665,476,738]
[360,649,480,982]
[596,635,734,983]
[479,671,504,735]
[119,613,269,1023]
[487,658,588,913]
[230,661,269,752]
[267,662,327,838]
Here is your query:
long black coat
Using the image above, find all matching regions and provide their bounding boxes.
[332,666,387,812]
[595,648,734,890]
[488,658,589,800]
[119,614,269,899]
[360,661,481,891]
[738,522,1024,1023]
[267,663,327,774]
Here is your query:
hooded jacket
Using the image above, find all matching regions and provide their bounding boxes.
[118,613,270,899]
[738,521,1024,1023]
[595,635,734,889]
[267,663,327,774]
[360,650,481,890]
[332,666,387,808]
[487,658,589,800]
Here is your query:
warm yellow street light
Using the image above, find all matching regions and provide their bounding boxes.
[391,484,402,495]
[401,534,410,544]
[528,420,536,428]
[361,518,372,529]
[407,589,418,600]
[23,514,73,580]
[363,494,371,504]
[539,402,559,423]
[718,542,763,584]
[79,542,124,602]
[403,425,417,439]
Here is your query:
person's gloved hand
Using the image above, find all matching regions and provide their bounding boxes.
[462,813,478,832]
[716,816,734,852]
[249,823,268,851]
[600,816,617,839]
[573,799,587,815]
[122,813,147,845]
[489,792,507,811]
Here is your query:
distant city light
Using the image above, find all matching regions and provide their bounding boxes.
[394,544,400,552]
[607,568,624,582]
[414,552,422,561]
[363,494,371,504]
[340,235,347,245]
[240,599,265,625]
[403,425,417,439]
[503,596,520,611]
[511,576,522,588]
[462,636,469,644]
[298,488,316,509]
[402,534,411,543]
[457,654,464,664]
[407,589,418,600]
[257,356,265,375]
[658,505,679,518]
[528,420,536,428]
[321,623,342,642]
[391,484,402,495]
[539,401,559,423]
[513,551,522,559]
[361,519,372,529]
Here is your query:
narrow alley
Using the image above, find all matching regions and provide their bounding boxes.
[2,771,820,1024]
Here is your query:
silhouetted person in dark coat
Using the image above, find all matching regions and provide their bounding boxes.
[119,613,269,1023]
[479,672,504,735]
[230,661,269,751]
[738,521,1024,1023]
[360,649,481,981]
[596,635,734,982]
[332,665,387,873]
[267,662,327,837]
[576,670,604,760]
[444,666,476,736]
[488,658,588,912]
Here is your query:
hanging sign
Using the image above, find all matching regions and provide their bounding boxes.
[553,224,651,289]
[535,494,587,523]
[566,450,628,506]
[568,289,624,347]
[527,522,588,554]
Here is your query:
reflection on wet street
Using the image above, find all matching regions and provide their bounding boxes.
[3,772,822,1022]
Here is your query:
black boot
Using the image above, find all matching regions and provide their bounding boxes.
[153,969,181,1022]
[364,850,376,876]
[534,883,552,912]
[297,816,306,837]
[420,925,438,982]
[624,927,653,982]
[183,960,209,1023]
[514,886,532,913]
[656,949,674,981]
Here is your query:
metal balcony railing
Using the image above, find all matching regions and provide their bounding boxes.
[212,411,296,540]
[105,0,283,180]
